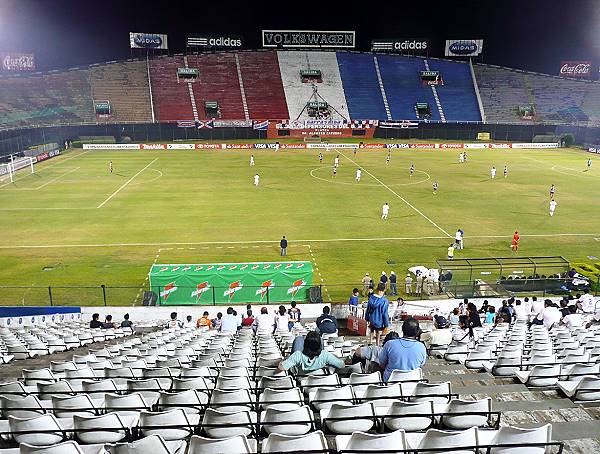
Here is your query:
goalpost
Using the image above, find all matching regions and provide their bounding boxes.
[0,156,35,184]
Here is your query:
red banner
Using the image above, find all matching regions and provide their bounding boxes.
[559,61,591,78]
[141,143,167,149]
[0,53,35,72]
[195,144,223,149]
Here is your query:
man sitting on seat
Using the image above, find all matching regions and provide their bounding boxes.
[378,317,427,382]
[420,314,453,351]
[316,306,338,335]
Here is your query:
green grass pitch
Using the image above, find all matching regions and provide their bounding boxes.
[0,142,598,306]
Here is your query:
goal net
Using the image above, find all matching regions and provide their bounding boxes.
[0,157,35,183]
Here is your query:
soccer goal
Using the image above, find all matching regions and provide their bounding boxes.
[0,157,35,183]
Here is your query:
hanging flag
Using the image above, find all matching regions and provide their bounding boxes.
[197,120,214,129]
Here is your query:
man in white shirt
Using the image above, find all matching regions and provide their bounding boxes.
[420,315,453,349]
[549,199,557,216]
[578,291,596,313]
[491,166,496,179]
[454,229,463,250]
[513,300,529,321]
[381,203,389,220]
[562,305,583,329]
[220,307,239,333]
[355,168,361,182]
[253,174,260,187]
[250,155,255,166]
[531,297,544,316]
[253,307,275,335]
[534,301,561,329]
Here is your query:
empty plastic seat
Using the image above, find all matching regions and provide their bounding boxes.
[52,394,98,418]
[336,430,408,453]
[1,394,45,418]
[488,424,552,454]
[383,400,434,432]
[261,405,313,436]
[321,402,375,434]
[188,434,254,454]
[417,427,477,453]
[74,412,129,444]
[108,434,183,454]
[8,414,65,446]
[210,389,254,414]
[311,385,354,410]
[19,440,87,454]
[262,430,328,453]
[139,408,197,441]
[411,381,452,403]
[158,389,207,414]
[259,387,303,411]
[441,398,492,429]
[202,407,256,438]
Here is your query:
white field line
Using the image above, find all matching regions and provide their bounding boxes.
[306,244,332,303]
[97,158,158,208]
[0,233,597,250]
[0,150,89,189]
[337,150,452,238]
[8,167,81,191]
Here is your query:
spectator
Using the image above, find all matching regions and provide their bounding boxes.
[278,331,344,375]
[531,296,544,316]
[559,300,570,318]
[90,313,102,329]
[182,315,193,328]
[275,305,291,332]
[562,305,583,329]
[242,310,255,328]
[316,306,338,335]
[361,273,371,296]
[478,300,489,314]
[101,315,115,329]
[166,312,183,329]
[449,308,460,327]
[513,300,528,321]
[220,307,238,333]
[352,332,399,373]
[425,274,435,295]
[393,298,407,321]
[254,306,275,335]
[447,243,455,260]
[577,290,596,313]
[420,314,453,350]
[280,235,288,256]
[380,271,388,293]
[484,306,496,324]
[378,318,427,382]
[288,301,301,329]
[348,288,360,316]
[212,312,223,330]
[532,300,561,329]
[498,301,512,320]
[415,272,424,296]
[453,315,475,343]
[467,303,482,328]
[366,282,390,346]
[196,311,212,329]
[405,274,413,295]
[120,313,133,329]
[389,272,398,296]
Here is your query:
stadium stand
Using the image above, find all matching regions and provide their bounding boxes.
[186,53,246,120]
[336,52,388,120]
[238,51,289,120]
[0,69,95,129]
[277,51,349,120]
[148,56,195,122]
[376,55,440,121]
[426,59,482,122]
[475,63,600,125]
[88,60,153,123]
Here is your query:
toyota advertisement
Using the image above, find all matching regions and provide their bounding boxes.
[444,39,484,57]
[559,61,592,78]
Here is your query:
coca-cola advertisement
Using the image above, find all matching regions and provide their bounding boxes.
[559,61,591,78]
[0,53,36,72]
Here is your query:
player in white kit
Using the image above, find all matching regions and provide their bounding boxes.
[253,174,259,186]
[503,165,508,178]
[587,158,592,171]
[459,152,464,163]
[549,199,557,216]
[250,155,255,166]
[381,203,389,220]
[355,168,361,182]
[334,156,340,168]
[491,166,497,179]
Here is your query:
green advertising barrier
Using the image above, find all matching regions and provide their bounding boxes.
[149,261,313,305]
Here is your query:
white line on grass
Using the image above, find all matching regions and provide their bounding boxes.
[337,150,452,237]
[97,158,158,208]
[1,232,597,250]
[305,244,331,303]
[0,151,90,189]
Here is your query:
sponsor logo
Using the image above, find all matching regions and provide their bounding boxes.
[385,143,410,149]
[195,144,222,149]
[371,39,428,52]
[225,143,254,149]
[130,33,168,49]
[410,143,437,149]
[224,281,243,299]
[440,143,464,149]
[256,279,275,299]
[1,53,35,71]
[262,30,355,48]
[83,144,141,150]
[287,279,306,297]
[167,144,195,150]
[187,35,243,48]
[489,143,512,149]
[559,61,591,77]
[449,40,477,55]
[588,147,600,154]
[141,144,167,149]
[160,282,177,301]
[191,281,211,300]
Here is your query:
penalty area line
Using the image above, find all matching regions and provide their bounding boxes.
[337,150,452,238]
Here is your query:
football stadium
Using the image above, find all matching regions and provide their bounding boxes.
[0,1,600,452]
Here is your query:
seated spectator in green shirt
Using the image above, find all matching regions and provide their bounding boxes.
[278,331,344,375]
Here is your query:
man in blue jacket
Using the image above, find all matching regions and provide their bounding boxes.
[366,282,390,346]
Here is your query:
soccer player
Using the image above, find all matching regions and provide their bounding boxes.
[511,231,520,251]
[549,184,556,198]
[459,152,464,163]
[319,153,323,164]
[491,166,497,179]
[386,153,391,165]
[355,168,361,182]
[381,203,389,220]
[249,154,255,166]
[332,166,337,177]
[463,151,468,162]
[253,174,260,187]
[409,164,415,177]
[109,161,113,173]
[503,164,508,178]
[549,198,557,217]
[586,158,592,171]
[334,155,340,168]
[432,181,438,195]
